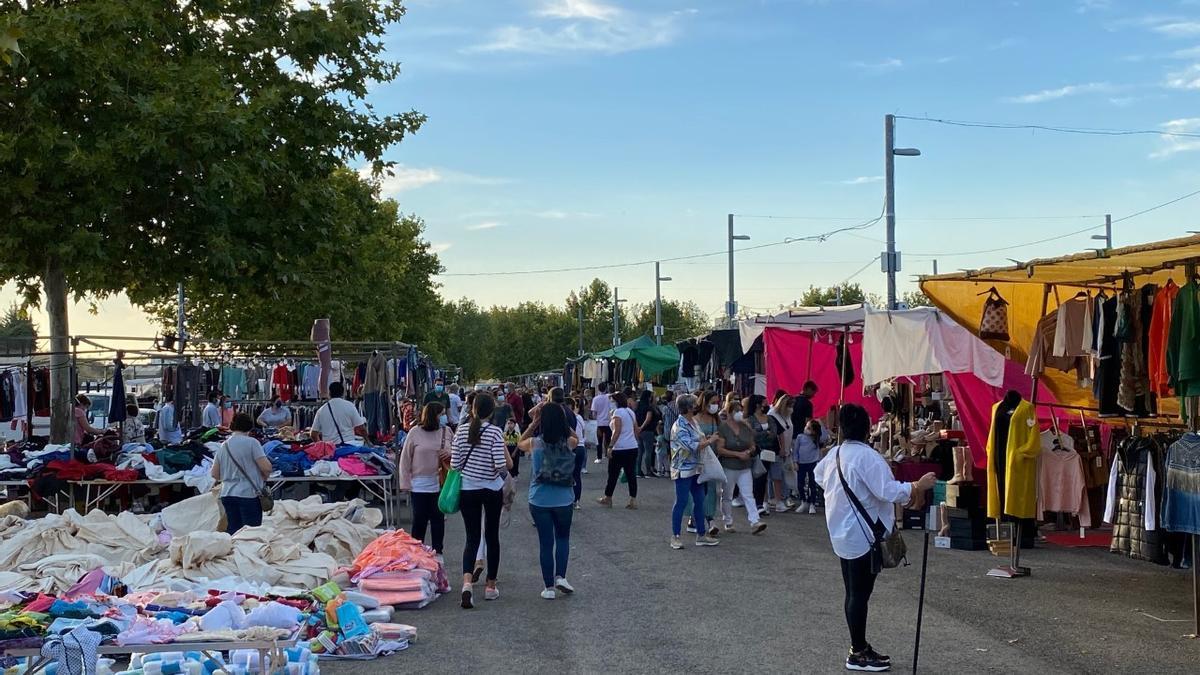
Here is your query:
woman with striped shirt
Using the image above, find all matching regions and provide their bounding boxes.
[452,392,512,609]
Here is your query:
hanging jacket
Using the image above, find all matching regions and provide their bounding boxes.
[1106,436,1167,564]
[986,399,1040,519]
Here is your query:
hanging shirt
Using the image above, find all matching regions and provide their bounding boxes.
[1162,432,1200,535]
[1037,431,1091,527]
[1148,281,1179,397]
[157,403,182,444]
[1052,296,1091,358]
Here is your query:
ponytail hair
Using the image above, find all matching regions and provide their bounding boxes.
[469,392,496,446]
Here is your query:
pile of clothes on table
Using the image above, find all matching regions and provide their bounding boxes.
[259,427,395,479]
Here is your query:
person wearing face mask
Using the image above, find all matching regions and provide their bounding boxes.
[746,394,778,516]
[400,402,454,559]
[680,391,724,536]
[257,397,291,429]
[424,378,451,410]
[219,394,235,428]
[718,397,767,534]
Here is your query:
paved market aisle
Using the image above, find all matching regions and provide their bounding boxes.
[327,467,1198,674]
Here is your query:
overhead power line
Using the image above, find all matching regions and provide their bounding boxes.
[895,115,1200,139]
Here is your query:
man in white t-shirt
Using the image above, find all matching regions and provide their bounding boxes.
[311,382,368,445]
[590,382,613,464]
[447,384,463,429]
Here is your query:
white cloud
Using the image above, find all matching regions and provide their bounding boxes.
[1076,0,1111,13]
[466,221,504,231]
[1151,118,1200,158]
[537,0,620,21]
[1166,62,1200,88]
[358,165,510,196]
[532,209,601,219]
[467,1,688,55]
[839,176,883,185]
[430,242,454,254]
[1108,96,1139,106]
[1004,82,1113,103]
[1153,21,1200,37]
[850,57,903,72]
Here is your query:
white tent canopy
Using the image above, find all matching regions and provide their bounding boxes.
[861,306,1005,387]
[738,304,866,353]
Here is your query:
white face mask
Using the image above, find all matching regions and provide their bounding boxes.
[732,411,744,422]
[708,404,720,415]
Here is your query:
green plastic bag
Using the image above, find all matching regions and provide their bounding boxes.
[619,468,628,484]
[438,468,463,514]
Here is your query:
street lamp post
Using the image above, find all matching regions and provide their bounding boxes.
[654,262,673,345]
[1091,214,1113,249]
[727,214,751,327]
[612,286,626,347]
[884,114,921,310]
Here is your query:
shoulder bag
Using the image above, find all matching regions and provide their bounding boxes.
[439,430,479,515]
[836,445,907,573]
[221,442,274,514]
[437,428,450,487]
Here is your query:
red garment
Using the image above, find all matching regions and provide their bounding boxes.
[44,459,112,481]
[1148,280,1178,397]
[23,594,57,613]
[506,392,525,426]
[102,467,140,482]
[304,441,336,461]
[272,365,292,402]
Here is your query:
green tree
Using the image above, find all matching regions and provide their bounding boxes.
[628,299,712,345]
[565,279,616,355]
[433,299,492,381]
[142,168,442,344]
[797,283,876,307]
[0,0,422,441]
[0,303,35,356]
[902,290,932,307]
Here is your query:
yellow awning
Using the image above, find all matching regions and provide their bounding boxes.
[919,234,1200,413]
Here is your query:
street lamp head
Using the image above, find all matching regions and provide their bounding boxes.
[659,276,673,282]
[893,148,921,156]
[732,235,751,241]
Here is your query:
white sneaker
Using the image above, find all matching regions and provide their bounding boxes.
[540,588,556,600]
[808,504,818,515]
[669,536,684,550]
[581,467,589,474]
[554,577,575,594]
[774,502,789,513]
[685,524,698,534]
[484,586,500,601]
[794,502,810,514]
[732,497,745,507]
[593,458,602,464]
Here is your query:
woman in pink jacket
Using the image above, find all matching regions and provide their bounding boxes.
[400,402,453,558]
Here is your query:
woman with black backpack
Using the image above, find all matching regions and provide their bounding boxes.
[518,396,580,599]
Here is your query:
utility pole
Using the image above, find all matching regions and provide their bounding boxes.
[176,282,186,353]
[727,214,750,327]
[1092,214,1113,250]
[884,114,921,310]
[654,262,672,345]
[577,304,585,356]
[932,259,939,275]
[612,286,622,347]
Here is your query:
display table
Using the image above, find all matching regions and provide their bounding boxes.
[75,479,192,513]
[267,475,398,528]
[6,634,297,675]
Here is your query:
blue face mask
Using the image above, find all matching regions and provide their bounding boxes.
[435,385,445,393]
[438,414,449,427]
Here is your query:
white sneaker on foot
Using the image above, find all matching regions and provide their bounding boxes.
[774,502,789,513]
[593,458,602,464]
[808,504,818,514]
[484,586,500,601]
[581,467,589,474]
[669,536,684,550]
[794,501,810,514]
[554,577,575,594]
[695,535,721,547]
[540,588,556,600]
[732,497,745,507]
[752,522,767,535]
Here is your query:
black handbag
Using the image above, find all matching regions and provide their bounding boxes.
[836,446,907,573]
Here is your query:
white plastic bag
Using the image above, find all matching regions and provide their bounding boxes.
[698,447,725,484]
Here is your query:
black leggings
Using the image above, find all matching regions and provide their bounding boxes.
[840,552,878,653]
[410,491,445,554]
[604,448,639,498]
[596,426,612,460]
[460,488,503,581]
[753,461,772,505]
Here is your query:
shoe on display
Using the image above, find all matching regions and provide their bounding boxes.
[670,536,684,550]
[555,577,576,594]
[694,535,720,546]
[540,589,556,600]
[752,522,767,535]
[794,501,810,514]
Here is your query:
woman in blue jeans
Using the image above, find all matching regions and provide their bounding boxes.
[669,394,721,549]
[211,413,272,534]
[518,399,580,599]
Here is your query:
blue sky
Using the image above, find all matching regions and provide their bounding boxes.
[7,0,1200,335]
[379,0,1200,317]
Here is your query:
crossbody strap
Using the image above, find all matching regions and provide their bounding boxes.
[221,441,264,492]
[452,426,483,471]
[835,445,886,544]
[326,401,347,445]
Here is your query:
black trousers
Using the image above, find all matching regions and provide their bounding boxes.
[753,461,772,505]
[460,488,503,581]
[840,551,878,653]
[604,448,639,498]
[596,426,612,460]
[410,491,445,554]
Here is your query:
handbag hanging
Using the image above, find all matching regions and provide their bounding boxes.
[439,433,479,515]
[978,288,1011,341]
[220,442,274,513]
[836,445,907,572]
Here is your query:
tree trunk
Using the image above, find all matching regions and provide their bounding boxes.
[44,262,72,444]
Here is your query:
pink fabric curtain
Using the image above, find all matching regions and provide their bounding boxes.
[945,359,1067,469]
[764,328,883,421]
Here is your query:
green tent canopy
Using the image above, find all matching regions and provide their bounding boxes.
[591,335,680,377]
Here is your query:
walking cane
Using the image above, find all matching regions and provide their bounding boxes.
[913,530,931,673]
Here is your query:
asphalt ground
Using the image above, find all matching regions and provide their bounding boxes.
[326,464,1200,674]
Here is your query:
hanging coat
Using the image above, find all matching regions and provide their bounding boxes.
[986,399,1041,519]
